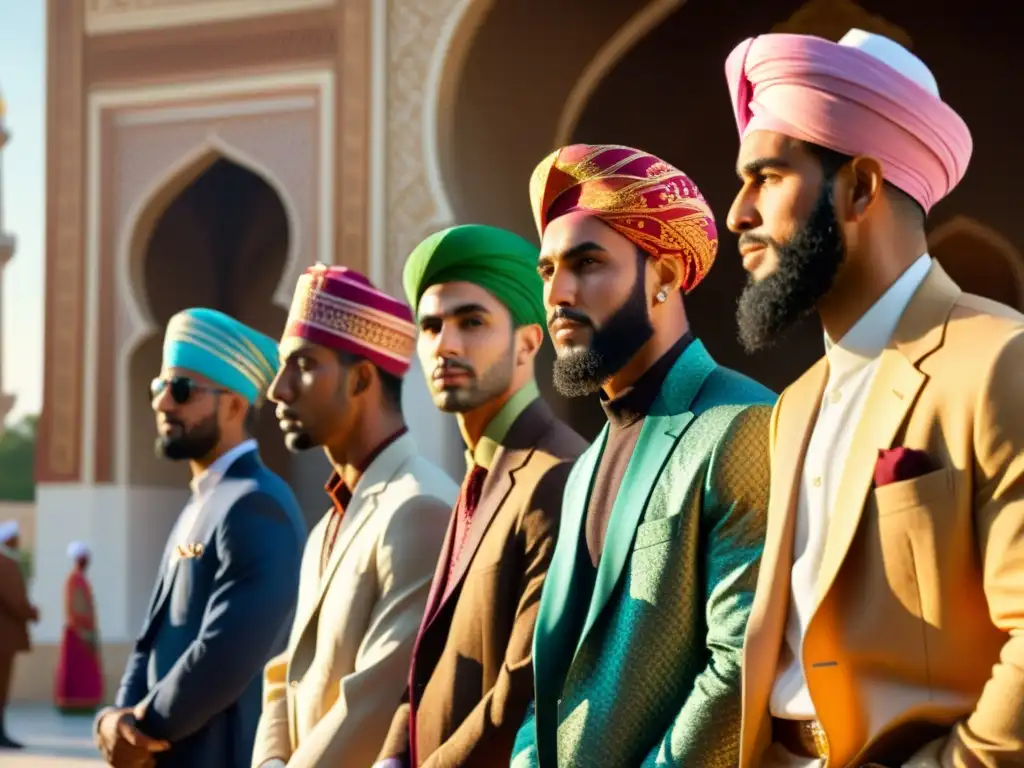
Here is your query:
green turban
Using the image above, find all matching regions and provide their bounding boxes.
[403,224,545,328]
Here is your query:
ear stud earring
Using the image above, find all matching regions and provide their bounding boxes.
[656,290,668,303]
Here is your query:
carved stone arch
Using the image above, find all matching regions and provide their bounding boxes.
[116,142,294,486]
[552,0,684,148]
[928,215,1024,310]
[120,135,302,353]
[387,0,684,293]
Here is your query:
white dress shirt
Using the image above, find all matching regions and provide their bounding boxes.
[171,439,258,550]
[770,254,933,719]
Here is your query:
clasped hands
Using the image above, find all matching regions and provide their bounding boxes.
[96,704,170,768]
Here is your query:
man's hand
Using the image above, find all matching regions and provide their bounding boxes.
[96,707,169,768]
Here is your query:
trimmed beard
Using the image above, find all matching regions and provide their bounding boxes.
[156,410,220,461]
[552,253,654,398]
[433,336,516,414]
[735,179,846,353]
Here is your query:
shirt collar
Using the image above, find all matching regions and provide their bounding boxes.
[190,438,257,496]
[324,427,409,513]
[601,332,692,429]
[825,253,932,375]
[465,379,540,471]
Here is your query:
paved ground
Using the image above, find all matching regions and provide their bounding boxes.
[2,706,103,766]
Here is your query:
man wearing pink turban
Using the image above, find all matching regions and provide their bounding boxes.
[725,28,1024,768]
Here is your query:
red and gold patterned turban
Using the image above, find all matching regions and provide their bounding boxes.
[529,144,718,293]
[283,264,417,378]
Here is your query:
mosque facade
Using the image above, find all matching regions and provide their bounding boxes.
[22,0,1023,702]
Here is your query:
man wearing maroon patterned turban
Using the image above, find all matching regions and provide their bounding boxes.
[251,265,459,768]
[511,144,776,767]
[726,28,1024,768]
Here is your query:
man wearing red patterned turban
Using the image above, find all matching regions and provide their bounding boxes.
[727,29,1024,768]
[251,265,458,768]
[512,144,776,767]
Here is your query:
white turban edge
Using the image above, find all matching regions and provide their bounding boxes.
[0,520,18,542]
[68,541,91,560]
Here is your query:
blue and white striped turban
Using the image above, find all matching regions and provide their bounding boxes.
[162,308,279,405]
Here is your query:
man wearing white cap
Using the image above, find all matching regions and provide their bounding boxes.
[726,27,1024,768]
[55,541,103,714]
[0,520,38,749]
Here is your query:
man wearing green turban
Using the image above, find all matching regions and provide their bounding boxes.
[376,225,585,768]
[403,223,547,329]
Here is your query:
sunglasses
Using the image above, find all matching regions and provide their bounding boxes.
[150,376,229,405]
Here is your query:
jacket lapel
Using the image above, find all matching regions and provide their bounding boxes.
[145,471,259,634]
[813,263,958,606]
[437,400,555,610]
[740,359,827,764]
[420,513,456,631]
[532,430,604,765]
[299,434,419,637]
[575,339,716,654]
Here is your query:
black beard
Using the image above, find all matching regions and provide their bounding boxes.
[156,410,220,461]
[552,255,654,397]
[284,431,315,453]
[735,180,845,353]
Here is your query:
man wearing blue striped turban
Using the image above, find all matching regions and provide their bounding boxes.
[95,308,307,768]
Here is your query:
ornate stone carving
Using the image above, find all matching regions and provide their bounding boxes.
[772,0,913,48]
[385,0,461,297]
[45,0,86,480]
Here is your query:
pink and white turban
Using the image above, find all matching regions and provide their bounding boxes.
[725,28,972,212]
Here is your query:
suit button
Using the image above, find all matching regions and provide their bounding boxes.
[290,680,299,688]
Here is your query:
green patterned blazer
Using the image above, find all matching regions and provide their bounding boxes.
[512,339,775,767]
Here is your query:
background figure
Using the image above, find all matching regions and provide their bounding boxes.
[54,541,103,714]
[0,520,39,750]
[95,308,305,768]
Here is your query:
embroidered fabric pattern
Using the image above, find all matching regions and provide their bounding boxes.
[290,288,417,360]
[529,144,718,293]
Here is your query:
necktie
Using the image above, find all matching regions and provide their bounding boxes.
[447,464,488,583]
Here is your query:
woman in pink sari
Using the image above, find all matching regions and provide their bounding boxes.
[54,542,103,713]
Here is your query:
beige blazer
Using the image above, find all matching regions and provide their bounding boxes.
[740,264,1024,767]
[252,434,458,768]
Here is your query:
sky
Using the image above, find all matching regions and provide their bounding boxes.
[0,0,44,423]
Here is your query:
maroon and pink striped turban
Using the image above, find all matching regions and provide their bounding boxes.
[283,265,416,378]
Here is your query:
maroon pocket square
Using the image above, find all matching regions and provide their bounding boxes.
[874,447,936,487]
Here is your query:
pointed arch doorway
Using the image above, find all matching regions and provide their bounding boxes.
[125,155,292,490]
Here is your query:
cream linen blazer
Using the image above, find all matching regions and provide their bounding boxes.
[252,434,457,768]
[740,264,1024,768]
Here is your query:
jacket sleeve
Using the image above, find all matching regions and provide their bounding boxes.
[0,556,34,622]
[642,404,771,767]
[135,491,303,742]
[284,495,451,768]
[933,330,1024,765]
[422,461,571,768]
[250,650,292,767]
